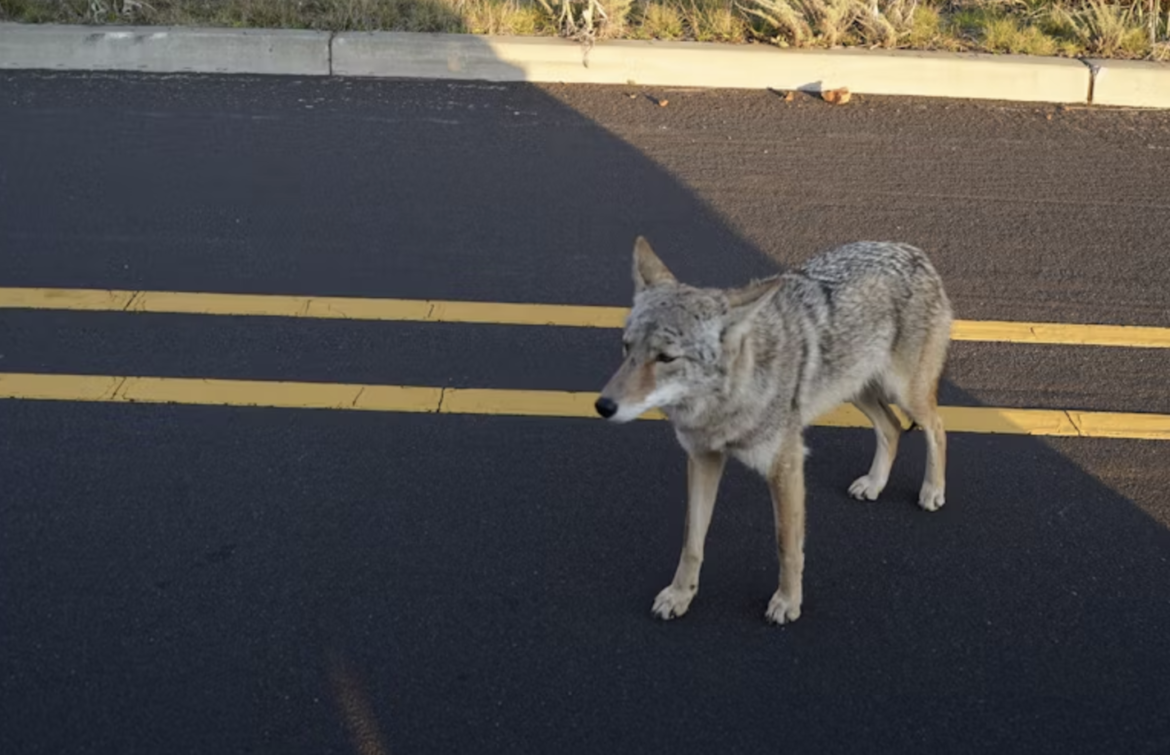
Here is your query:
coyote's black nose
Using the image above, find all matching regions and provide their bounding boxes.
[595,397,618,419]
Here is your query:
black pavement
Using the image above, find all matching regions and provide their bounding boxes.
[2,72,1169,755]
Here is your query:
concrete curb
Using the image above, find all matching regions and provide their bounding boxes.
[0,23,329,76]
[2,22,1168,108]
[334,32,1091,104]
[1088,58,1170,108]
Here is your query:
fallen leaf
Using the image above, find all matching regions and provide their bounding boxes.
[658,98,669,107]
[784,91,795,102]
[822,87,851,105]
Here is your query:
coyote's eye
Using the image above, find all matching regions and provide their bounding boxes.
[656,353,678,364]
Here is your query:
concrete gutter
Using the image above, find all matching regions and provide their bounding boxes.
[1,22,1167,108]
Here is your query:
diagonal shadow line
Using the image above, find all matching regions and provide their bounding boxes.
[0,30,1168,755]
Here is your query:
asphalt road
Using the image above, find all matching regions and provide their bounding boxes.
[2,71,1170,755]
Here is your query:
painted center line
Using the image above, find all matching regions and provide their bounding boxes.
[2,373,1168,440]
[3,287,1169,348]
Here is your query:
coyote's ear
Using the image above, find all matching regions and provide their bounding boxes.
[632,236,677,293]
[722,278,781,346]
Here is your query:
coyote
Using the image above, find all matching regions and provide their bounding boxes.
[595,237,953,624]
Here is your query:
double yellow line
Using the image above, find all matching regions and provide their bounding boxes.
[5,287,1170,347]
[2,287,1169,440]
[2,372,1167,439]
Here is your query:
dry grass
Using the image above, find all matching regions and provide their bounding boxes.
[1044,0,1152,54]
[1,0,1168,58]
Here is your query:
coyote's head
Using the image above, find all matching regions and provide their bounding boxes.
[595,237,779,423]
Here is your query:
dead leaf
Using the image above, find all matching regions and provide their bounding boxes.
[784,91,795,102]
[658,98,669,107]
[822,87,851,105]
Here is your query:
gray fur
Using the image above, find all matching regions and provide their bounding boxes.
[598,237,953,625]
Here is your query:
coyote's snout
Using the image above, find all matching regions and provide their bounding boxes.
[598,235,954,625]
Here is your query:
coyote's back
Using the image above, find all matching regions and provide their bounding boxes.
[787,241,953,425]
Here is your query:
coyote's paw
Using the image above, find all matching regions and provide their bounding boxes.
[652,585,695,620]
[848,474,886,501]
[765,590,801,625]
[918,483,946,512]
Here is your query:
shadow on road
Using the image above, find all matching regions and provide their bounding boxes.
[1,38,1169,755]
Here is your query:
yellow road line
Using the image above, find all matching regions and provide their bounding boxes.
[0,287,629,328]
[3,373,1168,440]
[2,287,1168,348]
[948,320,1170,348]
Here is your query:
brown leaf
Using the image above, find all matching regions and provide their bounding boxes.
[658,98,669,107]
[784,91,795,102]
[822,87,851,105]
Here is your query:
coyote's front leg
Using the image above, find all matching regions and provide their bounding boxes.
[765,430,806,625]
[652,450,725,620]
